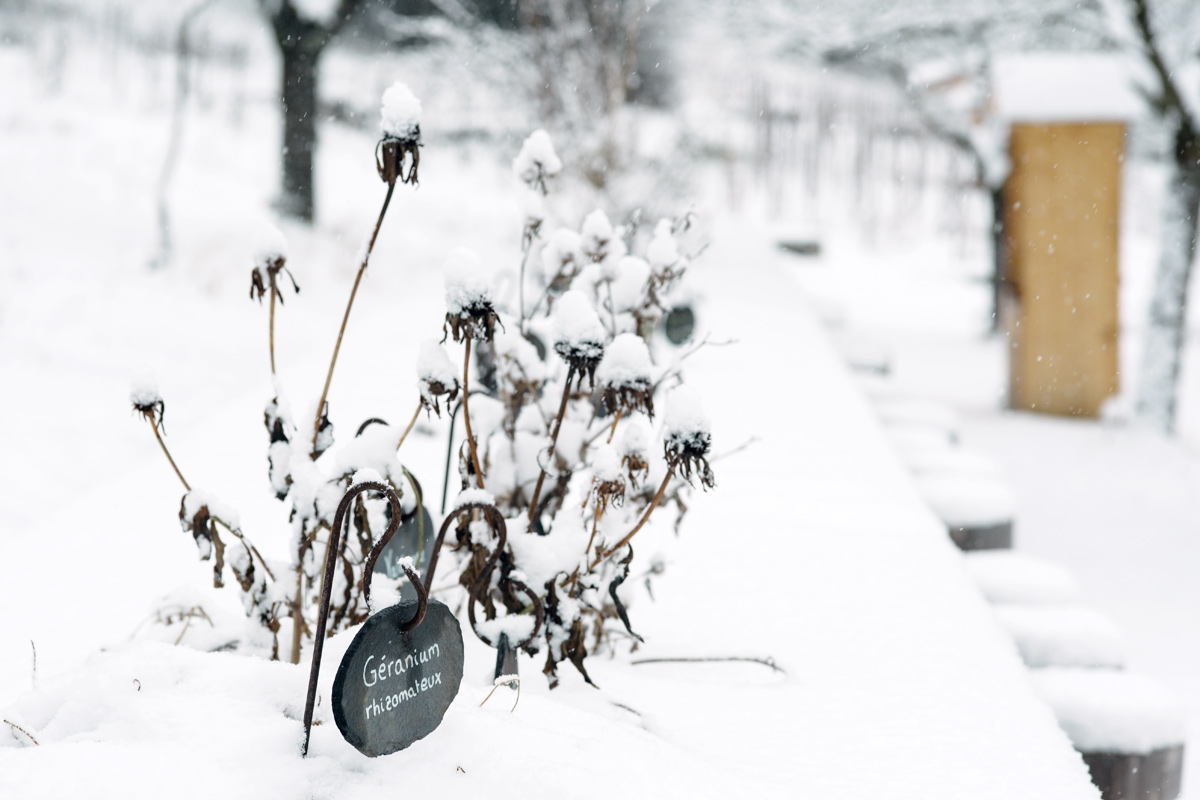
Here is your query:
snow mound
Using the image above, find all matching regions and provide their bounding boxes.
[1032,668,1186,754]
[417,339,458,392]
[551,290,605,351]
[916,474,1016,527]
[993,604,1125,669]
[875,398,961,435]
[964,551,1081,605]
[251,223,287,266]
[664,385,710,440]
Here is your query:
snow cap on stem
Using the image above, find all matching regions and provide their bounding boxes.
[663,385,714,488]
[541,228,584,288]
[380,82,422,142]
[589,444,626,509]
[513,129,562,194]
[131,379,165,431]
[417,339,460,416]
[378,82,422,185]
[581,210,615,262]
[249,224,298,304]
[443,247,500,342]
[596,332,655,418]
[551,290,606,387]
[647,219,680,269]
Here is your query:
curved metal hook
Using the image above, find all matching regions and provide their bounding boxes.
[428,501,544,652]
[302,480,422,757]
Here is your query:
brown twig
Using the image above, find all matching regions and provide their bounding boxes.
[461,339,486,488]
[149,418,191,491]
[606,409,623,444]
[479,675,521,712]
[527,365,575,523]
[4,720,38,746]
[395,403,422,453]
[269,273,278,374]
[311,181,397,458]
[631,656,785,674]
[592,463,674,569]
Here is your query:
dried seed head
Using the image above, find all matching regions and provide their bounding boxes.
[312,401,334,459]
[443,248,501,343]
[377,83,423,186]
[596,333,655,418]
[589,445,626,510]
[619,418,651,488]
[662,386,714,489]
[581,209,615,263]
[249,225,298,304]
[131,382,165,432]
[417,339,460,417]
[551,290,606,388]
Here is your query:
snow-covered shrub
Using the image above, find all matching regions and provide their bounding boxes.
[135,92,717,686]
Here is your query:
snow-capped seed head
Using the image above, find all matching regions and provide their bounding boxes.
[377,82,422,185]
[581,209,614,262]
[443,247,501,343]
[513,129,562,194]
[417,339,460,416]
[663,385,714,488]
[647,219,681,270]
[249,224,299,304]
[131,381,165,431]
[619,417,651,488]
[596,332,655,418]
[551,290,606,387]
[380,82,422,142]
[541,228,584,290]
[589,444,626,510]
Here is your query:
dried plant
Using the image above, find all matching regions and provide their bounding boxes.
[136,96,718,688]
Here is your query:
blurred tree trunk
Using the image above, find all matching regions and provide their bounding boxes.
[1127,0,1200,432]
[262,0,361,223]
[1136,138,1200,432]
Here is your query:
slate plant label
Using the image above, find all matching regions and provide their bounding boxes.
[332,599,464,757]
[374,506,435,580]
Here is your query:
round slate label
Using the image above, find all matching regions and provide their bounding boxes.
[332,599,464,757]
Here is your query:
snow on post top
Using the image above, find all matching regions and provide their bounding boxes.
[991,54,1141,123]
[590,444,622,483]
[443,247,492,315]
[291,0,340,25]
[513,129,562,189]
[380,82,422,141]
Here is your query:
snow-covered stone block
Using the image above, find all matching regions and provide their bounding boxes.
[963,551,1081,605]
[916,473,1016,550]
[904,446,1004,480]
[994,604,1124,669]
[1032,668,1186,800]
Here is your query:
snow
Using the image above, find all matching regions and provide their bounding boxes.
[646,219,681,268]
[1032,669,1186,754]
[964,551,1082,605]
[291,0,341,26]
[550,290,606,351]
[580,209,615,260]
[663,385,711,440]
[129,380,161,410]
[251,223,287,267]
[590,445,623,483]
[903,447,1004,479]
[474,615,537,644]
[416,339,458,399]
[380,82,422,141]
[991,53,1143,123]
[443,247,492,315]
[993,604,1126,669]
[512,129,561,187]
[451,488,496,512]
[539,228,584,279]
[349,468,385,488]
[915,473,1016,528]
[595,332,654,389]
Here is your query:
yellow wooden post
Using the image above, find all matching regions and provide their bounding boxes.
[1004,122,1124,417]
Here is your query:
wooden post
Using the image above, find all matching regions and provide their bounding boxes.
[1004,122,1124,417]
